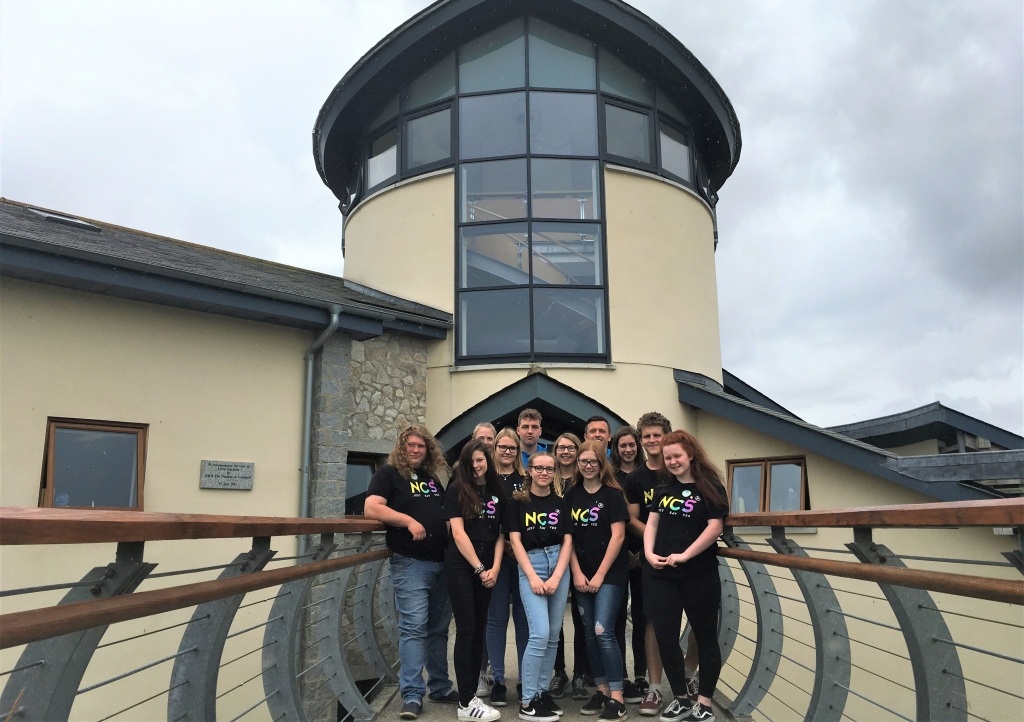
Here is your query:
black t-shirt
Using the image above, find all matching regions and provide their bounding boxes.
[444,481,503,543]
[366,464,448,561]
[505,492,570,551]
[624,465,661,525]
[565,483,630,586]
[496,470,525,499]
[649,480,728,579]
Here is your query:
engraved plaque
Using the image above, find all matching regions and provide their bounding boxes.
[200,460,254,490]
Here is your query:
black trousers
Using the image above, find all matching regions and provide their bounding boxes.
[644,568,721,700]
[628,564,646,678]
[447,542,495,705]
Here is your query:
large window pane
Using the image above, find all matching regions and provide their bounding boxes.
[460,288,531,357]
[367,129,397,188]
[532,288,605,355]
[599,50,653,104]
[660,123,692,182]
[51,428,140,508]
[461,159,527,223]
[531,223,602,286]
[459,20,525,93]
[531,159,600,219]
[528,19,596,90]
[403,53,456,110]
[459,92,527,159]
[460,223,529,288]
[369,94,399,130]
[529,92,597,156]
[730,465,762,513]
[406,108,451,170]
[769,463,803,511]
[605,104,651,163]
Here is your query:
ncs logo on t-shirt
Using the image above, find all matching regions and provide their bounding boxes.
[659,488,698,514]
[481,495,500,518]
[571,502,604,525]
[643,488,655,506]
[524,510,560,528]
[409,479,440,496]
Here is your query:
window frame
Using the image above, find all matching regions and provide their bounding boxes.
[601,97,656,171]
[40,418,148,510]
[655,115,696,187]
[726,457,808,513]
[345,453,384,516]
[403,102,455,175]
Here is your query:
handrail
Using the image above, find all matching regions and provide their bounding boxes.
[718,547,1023,604]
[0,507,383,544]
[0,548,391,650]
[724,497,1024,528]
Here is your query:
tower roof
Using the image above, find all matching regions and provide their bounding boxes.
[313,0,741,203]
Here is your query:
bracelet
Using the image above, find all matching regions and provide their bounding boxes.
[473,564,485,575]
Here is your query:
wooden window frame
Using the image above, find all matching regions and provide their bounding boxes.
[726,457,808,513]
[40,418,147,510]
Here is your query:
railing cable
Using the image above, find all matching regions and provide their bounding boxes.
[922,604,1024,629]
[849,659,916,692]
[827,608,902,631]
[942,668,1024,701]
[0,577,106,598]
[97,615,208,648]
[238,590,292,609]
[216,667,266,700]
[0,659,43,678]
[295,654,333,680]
[148,562,243,579]
[225,614,285,639]
[77,647,197,695]
[94,680,189,722]
[934,636,1024,664]
[835,630,910,660]
[838,683,915,722]
[224,689,278,722]
[220,639,277,668]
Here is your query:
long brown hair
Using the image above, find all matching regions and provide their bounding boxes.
[655,430,728,509]
[452,439,505,518]
[513,451,557,503]
[610,425,646,472]
[387,424,449,480]
[572,440,622,493]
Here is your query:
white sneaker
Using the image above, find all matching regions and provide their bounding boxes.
[459,696,501,721]
[477,671,493,698]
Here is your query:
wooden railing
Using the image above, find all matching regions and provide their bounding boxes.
[1,500,1022,722]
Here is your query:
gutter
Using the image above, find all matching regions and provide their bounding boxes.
[300,305,342,530]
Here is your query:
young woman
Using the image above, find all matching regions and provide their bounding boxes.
[446,440,506,721]
[643,431,728,722]
[483,428,529,706]
[548,433,587,700]
[611,426,645,484]
[565,441,630,721]
[507,452,573,722]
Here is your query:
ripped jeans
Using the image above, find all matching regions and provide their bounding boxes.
[575,582,625,692]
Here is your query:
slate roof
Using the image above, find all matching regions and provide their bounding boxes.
[0,198,451,339]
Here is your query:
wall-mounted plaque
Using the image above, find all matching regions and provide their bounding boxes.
[200,460,254,490]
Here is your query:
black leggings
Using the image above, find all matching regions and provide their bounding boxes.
[628,565,646,678]
[644,568,721,699]
[447,543,495,706]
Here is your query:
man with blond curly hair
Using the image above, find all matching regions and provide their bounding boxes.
[366,424,457,719]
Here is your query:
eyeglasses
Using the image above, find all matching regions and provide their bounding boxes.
[531,466,555,474]
[555,444,576,452]
[578,459,599,467]
[497,445,518,453]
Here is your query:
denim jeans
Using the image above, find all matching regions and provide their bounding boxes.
[485,555,528,683]
[576,583,626,691]
[518,545,571,701]
[391,553,454,702]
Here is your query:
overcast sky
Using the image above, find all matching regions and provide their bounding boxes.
[2,1,1021,435]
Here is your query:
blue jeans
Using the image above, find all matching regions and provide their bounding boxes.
[485,555,528,683]
[518,545,571,702]
[576,583,626,691]
[390,553,454,702]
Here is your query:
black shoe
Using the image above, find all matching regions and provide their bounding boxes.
[429,690,460,703]
[658,697,692,722]
[539,691,564,717]
[634,678,649,695]
[519,697,559,722]
[549,670,570,699]
[584,676,596,687]
[600,699,628,721]
[687,702,715,721]
[580,691,608,715]
[400,700,422,720]
[571,675,589,700]
[491,683,508,707]
[623,680,643,704]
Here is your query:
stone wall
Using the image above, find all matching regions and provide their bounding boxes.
[347,333,429,444]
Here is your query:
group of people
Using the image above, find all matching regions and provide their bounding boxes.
[364,409,728,722]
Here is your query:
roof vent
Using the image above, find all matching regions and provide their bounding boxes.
[26,208,101,232]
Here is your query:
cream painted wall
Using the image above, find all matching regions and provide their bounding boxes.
[344,170,456,313]
[0,278,311,721]
[887,438,942,455]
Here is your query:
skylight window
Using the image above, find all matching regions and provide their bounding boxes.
[27,208,101,232]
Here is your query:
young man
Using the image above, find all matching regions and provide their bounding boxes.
[364,425,457,720]
[623,412,672,717]
[584,416,612,455]
[517,408,546,466]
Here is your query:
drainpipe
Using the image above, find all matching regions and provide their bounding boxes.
[300,305,342,529]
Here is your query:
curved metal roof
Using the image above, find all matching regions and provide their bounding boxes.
[313,0,741,203]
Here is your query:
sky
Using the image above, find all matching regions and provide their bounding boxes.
[2,0,1021,435]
